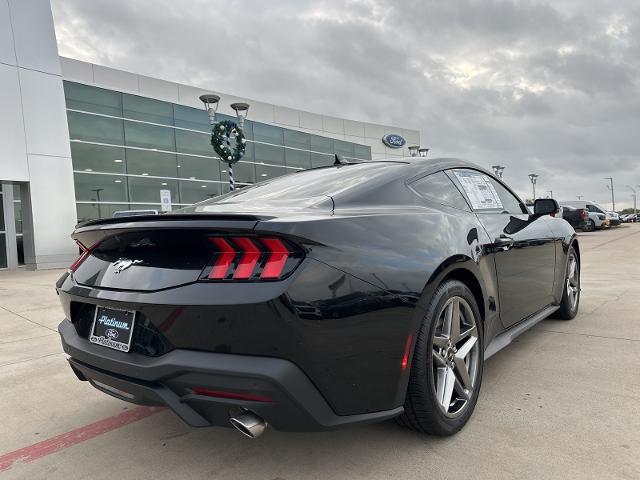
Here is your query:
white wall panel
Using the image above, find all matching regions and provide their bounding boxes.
[8,0,60,74]
[385,146,405,157]
[19,68,70,158]
[322,115,344,135]
[344,119,365,137]
[215,94,249,117]
[177,84,213,109]
[402,128,420,145]
[299,111,323,131]
[274,106,300,127]
[0,0,17,66]
[93,65,139,93]
[364,122,384,140]
[139,75,179,103]
[246,100,274,124]
[60,57,93,84]
[383,125,401,136]
[27,153,77,261]
[0,63,28,181]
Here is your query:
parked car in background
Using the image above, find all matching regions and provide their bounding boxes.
[623,214,638,223]
[562,205,590,231]
[561,201,609,231]
[607,211,621,226]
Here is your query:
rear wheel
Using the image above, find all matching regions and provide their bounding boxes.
[554,246,580,320]
[397,280,483,436]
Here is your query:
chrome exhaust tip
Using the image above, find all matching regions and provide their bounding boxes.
[229,410,267,438]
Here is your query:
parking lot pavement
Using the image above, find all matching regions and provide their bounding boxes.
[1,225,639,480]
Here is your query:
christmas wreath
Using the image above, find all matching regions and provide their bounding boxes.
[211,120,246,164]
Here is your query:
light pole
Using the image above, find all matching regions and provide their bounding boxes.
[604,177,615,211]
[408,145,419,157]
[199,93,222,185]
[91,188,104,218]
[627,185,638,215]
[492,165,505,179]
[577,195,583,200]
[418,147,429,158]
[528,174,538,200]
[230,102,250,191]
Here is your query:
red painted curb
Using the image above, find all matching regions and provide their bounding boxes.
[0,406,164,472]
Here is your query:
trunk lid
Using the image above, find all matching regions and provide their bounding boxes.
[72,215,262,292]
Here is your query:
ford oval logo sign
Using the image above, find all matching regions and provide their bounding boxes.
[382,134,406,149]
[106,328,119,340]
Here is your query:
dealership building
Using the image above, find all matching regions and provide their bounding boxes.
[0,0,420,270]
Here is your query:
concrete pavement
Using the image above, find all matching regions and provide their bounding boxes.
[1,224,639,479]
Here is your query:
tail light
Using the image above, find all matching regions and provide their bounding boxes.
[580,209,588,221]
[201,236,303,281]
[68,240,96,273]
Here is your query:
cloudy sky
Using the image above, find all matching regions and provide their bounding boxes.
[50,0,640,209]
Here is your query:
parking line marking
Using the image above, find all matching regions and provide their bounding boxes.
[0,406,164,472]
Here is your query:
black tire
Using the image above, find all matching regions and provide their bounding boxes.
[584,220,595,232]
[554,246,580,320]
[397,280,484,436]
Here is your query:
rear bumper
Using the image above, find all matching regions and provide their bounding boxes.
[59,319,403,431]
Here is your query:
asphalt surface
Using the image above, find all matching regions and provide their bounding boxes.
[1,224,639,479]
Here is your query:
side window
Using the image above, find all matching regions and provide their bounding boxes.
[409,171,470,211]
[450,169,525,214]
[589,205,604,214]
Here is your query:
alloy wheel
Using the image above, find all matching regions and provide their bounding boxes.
[431,296,480,418]
[566,253,580,310]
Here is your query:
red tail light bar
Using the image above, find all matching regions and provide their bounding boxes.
[69,240,98,273]
[203,236,303,281]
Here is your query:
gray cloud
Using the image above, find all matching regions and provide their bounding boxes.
[51,0,640,207]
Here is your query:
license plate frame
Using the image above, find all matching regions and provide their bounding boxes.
[89,306,136,353]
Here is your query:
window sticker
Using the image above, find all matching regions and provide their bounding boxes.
[453,170,503,210]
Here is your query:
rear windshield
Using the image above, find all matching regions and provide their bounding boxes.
[177,162,406,211]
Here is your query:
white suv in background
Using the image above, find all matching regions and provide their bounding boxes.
[561,200,610,231]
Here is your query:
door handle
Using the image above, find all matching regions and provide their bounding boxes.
[494,235,514,250]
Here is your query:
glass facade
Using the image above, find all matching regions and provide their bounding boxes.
[64,81,372,222]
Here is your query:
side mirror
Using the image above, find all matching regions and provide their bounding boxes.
[534,198,560,216]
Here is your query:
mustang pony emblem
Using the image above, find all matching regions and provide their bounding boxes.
[112,258,142,274]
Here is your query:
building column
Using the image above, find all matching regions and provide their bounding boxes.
[0,0,78,269]
[1,184,19,269]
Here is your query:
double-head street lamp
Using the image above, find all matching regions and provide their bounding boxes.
[528,173,539,200]
[408,146,429,158]
[199,94,250,191]
[491,165,505,179]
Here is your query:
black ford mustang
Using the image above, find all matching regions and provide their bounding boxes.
[57,158,580,438]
